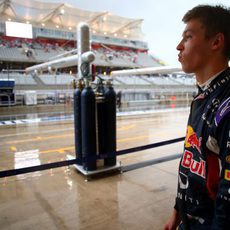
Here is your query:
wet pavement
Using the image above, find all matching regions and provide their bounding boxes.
[0,104,189,230]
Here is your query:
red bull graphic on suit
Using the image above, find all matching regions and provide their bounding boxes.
[185,125,202,154]
[181,150,206,178]
[182,126,206,178]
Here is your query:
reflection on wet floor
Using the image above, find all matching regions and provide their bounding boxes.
[0,102,189,122]
[0,111,72,122]
[0,106,188,171]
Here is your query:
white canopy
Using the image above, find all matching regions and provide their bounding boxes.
[0,0,144,40]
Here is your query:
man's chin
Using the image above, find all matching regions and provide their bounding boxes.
[181,65,194,74]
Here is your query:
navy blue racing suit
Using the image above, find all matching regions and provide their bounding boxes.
[174,67,230,230]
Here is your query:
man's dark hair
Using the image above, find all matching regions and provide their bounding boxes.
[183,5,230,59]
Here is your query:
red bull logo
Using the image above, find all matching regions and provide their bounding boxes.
[185,126,202,154]
[181,150,206,178]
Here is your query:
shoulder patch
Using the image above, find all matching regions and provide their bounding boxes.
[215,97,230,125]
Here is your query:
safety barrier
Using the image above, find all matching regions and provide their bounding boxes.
[0,136,184,178]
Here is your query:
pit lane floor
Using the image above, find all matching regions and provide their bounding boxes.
[0,105,189,230]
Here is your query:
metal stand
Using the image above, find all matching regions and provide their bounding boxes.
[67,155,121,181]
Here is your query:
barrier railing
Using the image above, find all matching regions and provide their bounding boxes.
[0,136,184,178]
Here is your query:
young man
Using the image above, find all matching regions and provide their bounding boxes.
[164,5,230,230]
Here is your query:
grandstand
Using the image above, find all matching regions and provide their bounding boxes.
[0,0,197,107]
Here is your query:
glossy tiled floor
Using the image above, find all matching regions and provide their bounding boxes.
[0,106,189,230]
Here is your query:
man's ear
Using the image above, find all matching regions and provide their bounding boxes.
[212,33,225,50]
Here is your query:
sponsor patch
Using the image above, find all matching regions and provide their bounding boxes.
[215,97,230,125]
[226,156,230,164]
[224,169,230,181]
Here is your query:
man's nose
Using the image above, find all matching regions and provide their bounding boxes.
[176,40,183,51]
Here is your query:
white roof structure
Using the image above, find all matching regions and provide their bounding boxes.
[0,0,144,40]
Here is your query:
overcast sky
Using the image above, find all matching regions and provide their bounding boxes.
[44,0,229,65]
